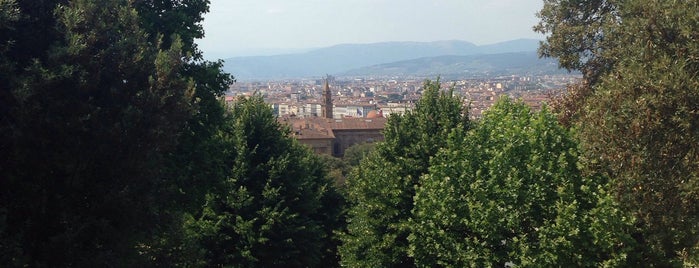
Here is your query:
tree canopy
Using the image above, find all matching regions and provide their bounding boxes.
[184,95,344,267]
[0,0,231,266]
[538,0,699,265]
[0,1,347,266]
[411,97,638,267]
[340,80,469,267]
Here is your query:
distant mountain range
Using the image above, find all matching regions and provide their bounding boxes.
[341,51,567,79]
[222,39,567,80]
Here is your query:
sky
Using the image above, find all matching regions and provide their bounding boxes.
[196,0,545,60]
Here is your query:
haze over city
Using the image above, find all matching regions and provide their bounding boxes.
[196,0,545,59]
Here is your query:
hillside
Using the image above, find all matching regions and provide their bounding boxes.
[222,39,544,80]
[341,51,568,79]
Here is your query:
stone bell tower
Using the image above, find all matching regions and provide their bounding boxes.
[321,76,333,119]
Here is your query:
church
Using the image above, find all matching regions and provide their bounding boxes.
[282,78,388,156]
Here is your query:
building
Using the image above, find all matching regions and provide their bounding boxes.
[283,115,387,157]
[321,78,333,119]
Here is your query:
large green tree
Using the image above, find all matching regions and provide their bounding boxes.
[537,0,699,265]
[535,0,621,82]
[134,0,233,210]
[340,80,469,267]
[534,0,622,126]
[0,0,229,266]
[410,97,638,267]
[185,95,344,267]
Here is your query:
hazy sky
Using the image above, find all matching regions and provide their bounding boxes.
[196,0,545,59]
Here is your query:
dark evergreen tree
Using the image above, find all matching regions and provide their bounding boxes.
[185,95,344,267]
[340,80,469,267]
[133,0,233,211]
[0,0,229,266]
[134,0,210,54]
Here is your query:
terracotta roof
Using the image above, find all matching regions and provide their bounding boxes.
[366,110,383,119]
[317,117,387,130]
[293,127,335,140]
[282,116,388,134]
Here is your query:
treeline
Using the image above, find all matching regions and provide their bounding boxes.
[1,0,698,267]
[0,0,342,266]
[340,0,699,266]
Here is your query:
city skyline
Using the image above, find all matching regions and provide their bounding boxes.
[196,0,545,60]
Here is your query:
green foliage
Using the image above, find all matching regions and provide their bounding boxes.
[0,0,18,21]
[343,142,377,167]
[0,0,18,100]
[0,0,18,50]
[185,95,344,267]
[0,0,231,266]
[538,0,699,265]
[1,0,346,266]
[124,1,235,264]
[134,0,209,57]
[340,79,469,267]
[318,153,350,187]
[534,0,621,82]
[579,1,699,264]
[410,97,638,267]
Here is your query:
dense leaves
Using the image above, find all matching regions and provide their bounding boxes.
[410,98,637,267]
[343,142,377,168]
[534,0,620,82]
[0,0,348,266]
[134,0,210,55]
[0,0,228,266]
[185,95,344,267]
[340,80,469,267]
[538,0,699,265]
[580,1,699,263]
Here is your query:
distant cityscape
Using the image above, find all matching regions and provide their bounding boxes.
[226,74,580,156]
[227,74,580,119]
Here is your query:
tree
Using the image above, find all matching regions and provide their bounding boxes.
[533,0,621,125]
[343,142,377,167]
[534,0,621,83]
[134,0,209,55]
[115,0,236,265]
[410,97,638,267]
[318,153,350,186]
[0,0,19,68]
[577,1,699,264]
[133,0,233,209]
[0,0,222,266]
[537,0,699,265]
[340,79,469,267]
[185,95,344,267]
